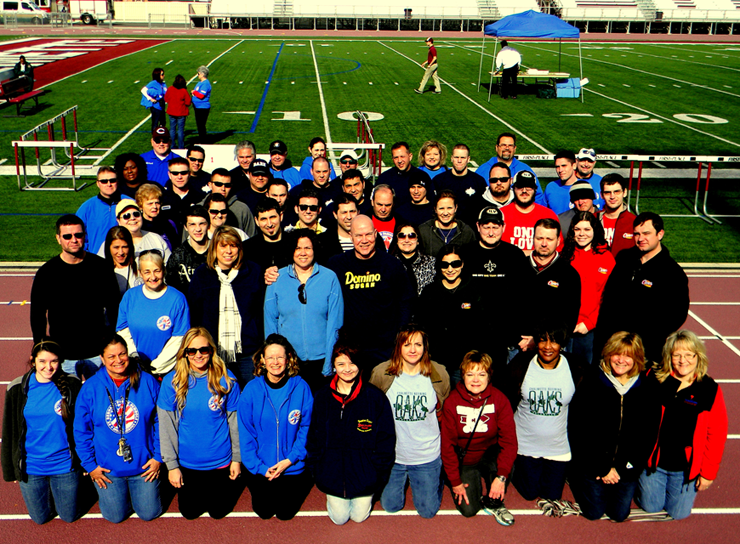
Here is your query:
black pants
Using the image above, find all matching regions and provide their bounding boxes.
[450,445,504,517]
[501,64,519,98]
[245,470,312,520]
[178,466,238,520]
[194,107,210,143]
[299,358,329,394]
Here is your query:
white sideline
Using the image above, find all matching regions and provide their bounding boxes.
[614,49,740,73]
[689,309,740,358]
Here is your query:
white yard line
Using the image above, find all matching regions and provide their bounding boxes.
[688,309,740,358]
[691,302,740,306]
[378,41,551,154]
[648,43,740,58]
[616,48,740,73]
[309,39,337,170]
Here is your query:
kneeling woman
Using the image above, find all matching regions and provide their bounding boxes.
[569,332,660,522]
[238,334,313,520]
[441,351,517,524]
[636,330,728,520]
[158,327,241,519]
[307,341,396,525]
[2,339,82,524]
[370,324,450,518]
[74,335,162,524]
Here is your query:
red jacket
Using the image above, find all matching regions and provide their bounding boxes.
[570,246,615,331]
[440,382,517,488]
[164,87,192,117]
[598,207,636,257]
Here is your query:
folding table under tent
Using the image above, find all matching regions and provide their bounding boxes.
[479,10,584,103]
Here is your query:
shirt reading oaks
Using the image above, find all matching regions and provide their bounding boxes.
[387,373,439,465]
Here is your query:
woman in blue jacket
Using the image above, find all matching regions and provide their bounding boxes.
[264,229,343,392]
[238,334,313,520]
[307,339,395,524]
[140,67,167,131]
[73,334,162,524]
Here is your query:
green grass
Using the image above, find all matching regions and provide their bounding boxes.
[1,37,739,262]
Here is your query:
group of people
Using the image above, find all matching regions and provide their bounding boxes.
[2,130,727,526]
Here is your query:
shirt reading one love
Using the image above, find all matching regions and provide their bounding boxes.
[24,374,72,475]
[386,372,439,466]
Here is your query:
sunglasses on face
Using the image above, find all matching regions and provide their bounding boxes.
[340,159,357,165]
[120,211,142,221]
[188,157,204,163]
[440,260,463,269]
[98,178,117,185]
[212,181,232,188]
[298,283,307,304]
[397,232,418,240]
[185,346,213,357]
[153,138,169,144]
[61,232,84,240]
[169,170,189,176]
[209,209,228,216]
[489,176,510,184]
[299,204,319,212]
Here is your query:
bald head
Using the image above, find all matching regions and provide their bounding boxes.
[350,214,376,260]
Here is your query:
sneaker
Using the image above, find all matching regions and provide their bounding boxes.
[481,497,515,526]
[433,90,441,94]
[414,89,422,94]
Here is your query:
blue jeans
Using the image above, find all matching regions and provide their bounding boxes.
[19,470,81,524]
[381,457,443,519]
[568,330,595,365]
[96,474,161,523]
[169,115,186,150]
[62,356,102,380]
[571,474,637,522]
[511,455,569,501]
[326,494,373,525]
[636,468,698,520]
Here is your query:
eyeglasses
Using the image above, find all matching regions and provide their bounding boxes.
[340,159,357,165]
[98,178,117,185]
[265,356,287,363]
[185,346,213,357]
[188,157,204,163]
[299,204,319,212]
[120,211,142,221]
[671,352,697,362]
[440,259,463,269]
[209,209,228,216]
[169,170,189,176]
[298,284,307,304]
[489,176,510,184]
[139,249,163,258]
[153,138,169,144]
[397,232,418,240]
[212,181,232,188]
[61,232,84,240]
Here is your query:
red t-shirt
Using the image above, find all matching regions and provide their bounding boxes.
[428,46,437,65]
[602,215,617,246]
[500,203,563,253]
[373,216,395,249]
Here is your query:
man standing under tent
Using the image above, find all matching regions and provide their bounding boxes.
[495,40,521,100]
[415,37,441,95]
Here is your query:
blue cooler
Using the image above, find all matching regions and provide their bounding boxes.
[556,78,581,98]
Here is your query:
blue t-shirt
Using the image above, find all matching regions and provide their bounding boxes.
[418,165,448,179]
[141,80,166,110]
[544,176,604,215]
[192,79,211,109]
[117,286,190,362]
[158,371,240,470]
[24,374,73,475]
[299,156,337,181]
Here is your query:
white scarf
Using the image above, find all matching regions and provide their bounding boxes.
[217,267,242,363]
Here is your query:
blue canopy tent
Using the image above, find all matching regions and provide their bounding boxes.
[478,10,584,102]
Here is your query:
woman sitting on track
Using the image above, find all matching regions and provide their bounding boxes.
[103,226,141,297]
[2,339,83,524]
[369,324,450,519]
[74,334,162,524]
[238,334,314,521]
[635,330,728,520]
[569,331,661,522]
[158,327,241,520]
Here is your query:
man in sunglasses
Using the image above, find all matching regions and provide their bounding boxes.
[338,149,360,174]
[31,214,120,380]
[204,193,247,241]
[140,127,177,185]
[204,169,256,238]
[289,156,341,226]
[186,145,211,192]
[164,156,202,230]
[575,147,602,188]
[166,205,210,296]
[285,189,326,234]
[471,162,515,222]
[433,143,486,224]
[77,166,134,254]
[236,158,272,215]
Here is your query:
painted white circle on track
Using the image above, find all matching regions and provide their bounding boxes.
[673,114,728,125]
[337,111,385,122]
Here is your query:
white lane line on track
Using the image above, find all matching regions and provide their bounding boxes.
[692,302,740,306]
[689,310,740,358]
[687,275,740,278]
[0,302,30,305]
[309,40,337,171]
[378,41,551,154]
[701,337,740,340]
[0,338,32,341]
[716,379,740,383]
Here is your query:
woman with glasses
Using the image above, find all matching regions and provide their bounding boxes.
[389,222,435,296]
[116,250,190,377]
[158,328,241,519]
[135,184,179,251]
[635,330,728,520]
[103,226,141,296]
[238,334,313,520]
[189,226,263,388]
[264,230,343,393]
[141,67,167,131]
[111,201,171,263]
[417,245,483,385]
[419,190,476,259]
[114,153,148,199]
[204,193,248,241]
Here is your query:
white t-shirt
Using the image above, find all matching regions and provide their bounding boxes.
[513,355,575,460]
[386,372,440,465]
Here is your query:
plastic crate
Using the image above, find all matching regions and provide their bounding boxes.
[556,78,581,99]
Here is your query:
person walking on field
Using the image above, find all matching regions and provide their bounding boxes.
[415,38,441,95]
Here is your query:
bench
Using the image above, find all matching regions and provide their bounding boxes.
[5,89,47,117]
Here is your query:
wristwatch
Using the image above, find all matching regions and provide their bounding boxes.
[496,475,507,483]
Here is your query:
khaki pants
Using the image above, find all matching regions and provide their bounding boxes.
[417,63,440,92]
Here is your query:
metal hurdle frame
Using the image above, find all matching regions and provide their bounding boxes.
[325,111,385,181]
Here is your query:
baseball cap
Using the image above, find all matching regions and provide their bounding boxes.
[513,170,537,189]
[152,127,170,141]
[569,179,596,202]
[339,150,359,162]
[577,148,597,161]
[269,140,288,155]
[116,200,141,217]
[477,206,505,225]
[249,158,272,177]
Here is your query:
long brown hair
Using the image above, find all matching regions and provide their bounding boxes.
[386,324,432,377]
[100,334,141,390]
[29,338,72,422]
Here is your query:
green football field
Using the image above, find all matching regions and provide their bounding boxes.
[1,36,739,262]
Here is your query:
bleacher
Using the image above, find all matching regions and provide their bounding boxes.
[558,0,644,20]
[650,0,740,19]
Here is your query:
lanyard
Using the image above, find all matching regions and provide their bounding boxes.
[105,383,131,439]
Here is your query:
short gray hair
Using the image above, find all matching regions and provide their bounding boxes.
[197,65,209,78]
[234,140,256,156]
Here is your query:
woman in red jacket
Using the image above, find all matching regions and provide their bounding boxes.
[562,211,615,364]
[164,74,191,150]
[441,351,517,525]
[636,330,728,520]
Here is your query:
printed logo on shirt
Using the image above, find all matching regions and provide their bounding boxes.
[208,394,224,412]
[510,226,535,251]
[54,399,63,416]
[344,271,381,290]
[157,315,173,331]
[547,280,559,288]
[484,261,497,273]
[528,388,563,417]
[641,279,653,288]
[604,227,615,246]
[105,399,140,434]
[288,409,301,425]
[465,187,476,196]
[357,419,373,432]
[623,233,634,239]
[598,267,609,274]
[456,404,496,433]
[393,393,430,422]
[461,302,472,310]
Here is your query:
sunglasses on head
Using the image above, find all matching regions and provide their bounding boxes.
[61,232,84,240]
[120,211,141,221]
[209,209,228,216]
[98,178,117,185]
[489,176,510,184]
[397,232,418,240]
[440,259,463,269]
[185,346,213,357]
[299,204,319,212]
[212,181,232,188]
[298,283,307,304]
[139,249,162,258]
[169,170,189,176]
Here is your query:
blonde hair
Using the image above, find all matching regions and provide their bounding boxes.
[656,329,709,384]
[135,183,162,209]
[599,331,646,379]
[207,226,243,270]
[460,350,493,377]
[386,324,432,377]
[172,328,234,414]
[418,140,447,168]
